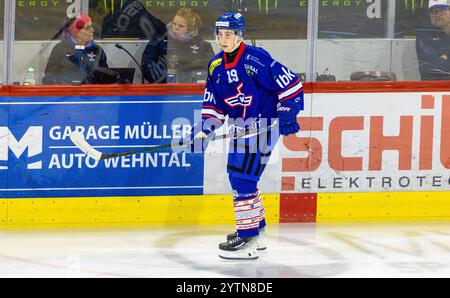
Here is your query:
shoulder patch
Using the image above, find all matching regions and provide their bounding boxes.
[209,58,222,76]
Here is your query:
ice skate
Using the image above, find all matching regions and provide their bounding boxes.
[226,228,267,250]
[218,236,259,260]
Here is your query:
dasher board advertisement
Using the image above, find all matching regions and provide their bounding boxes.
[281,92,450,193]
[0,94,203,198]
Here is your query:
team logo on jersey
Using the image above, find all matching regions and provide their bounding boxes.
[224,83,253,119]
[203,88,216,104]
[87,52,96,62]
[275,67,296,89]
[191,44,199,54]
[245,64,258,76]
[209,58,222,76]
[246,54,266,67]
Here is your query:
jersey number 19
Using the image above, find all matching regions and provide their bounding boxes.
[227,69,239,83]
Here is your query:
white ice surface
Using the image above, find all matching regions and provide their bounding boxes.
[0,221,449,278]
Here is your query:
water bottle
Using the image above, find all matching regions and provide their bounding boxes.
[167,54,179,83]
[23,66,36,85]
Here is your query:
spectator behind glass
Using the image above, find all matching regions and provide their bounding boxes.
[42,14,108,84]
[416,0,450,80]
[101,0,168,83]
[164,8,215,83]
[101,0,166,40]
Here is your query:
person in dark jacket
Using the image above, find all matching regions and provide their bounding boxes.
[141,8,215,83]
[165,8,215,83]
[43,14,109,84]
[416,0,450,80]
[100,0,167,83]
[101,0,166,40]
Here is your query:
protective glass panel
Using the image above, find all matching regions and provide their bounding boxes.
[316,1,391,82]
[396,0,450,81]
[318,0,386,38]
[12,0,308,85]
[14,1,87,85]
[0,1,4,84]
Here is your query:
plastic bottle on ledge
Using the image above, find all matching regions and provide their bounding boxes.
[23,66,36,85]
[167,54,179,83]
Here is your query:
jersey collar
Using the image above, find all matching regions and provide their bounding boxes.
[224,42,246,70]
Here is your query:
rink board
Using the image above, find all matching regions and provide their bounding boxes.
[316,191,450,222]
[0,92,204,198]
[0,194,280,228]
[0,83,450,227]
[1,191,450,227]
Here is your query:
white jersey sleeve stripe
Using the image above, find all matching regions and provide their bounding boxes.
[202,108,226,120]
[278,81,303,101]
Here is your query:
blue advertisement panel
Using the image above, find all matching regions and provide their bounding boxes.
[1,94,204,198]
[0,99,9,193]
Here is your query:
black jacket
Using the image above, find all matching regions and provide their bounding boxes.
[140,32,168,84]
[43,39,108,84]
[141,34,214,83]
[416,27,450,81]
[101,0,166,40]
[167,35,214,81]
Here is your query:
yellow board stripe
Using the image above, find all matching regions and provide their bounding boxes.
[0,200,7,225]
[317,191,450,222]
[5,191,449,227]
[0,194,280,229]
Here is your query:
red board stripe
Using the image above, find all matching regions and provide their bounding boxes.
[3,81,450,97]
[310,81,450,93]
[279,193,317,223]
[0,86,9,96]
[7,83,205,97]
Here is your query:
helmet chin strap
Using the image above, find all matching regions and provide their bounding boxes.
[229,36,243,52]
[216,34,244,53]
[215,35,221,49]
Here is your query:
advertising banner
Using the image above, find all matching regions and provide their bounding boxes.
[0,94,204,198]
[281,92,450,193]
[3,91,450,198]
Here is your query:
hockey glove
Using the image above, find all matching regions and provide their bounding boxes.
[190,129,215,153]
[179,124,215,153]
[277,100,300,136]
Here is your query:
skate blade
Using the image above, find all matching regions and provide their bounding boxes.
[219,254,259,260]
[218,250,259,260]
[223,243,266,250]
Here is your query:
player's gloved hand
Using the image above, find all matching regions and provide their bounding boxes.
[277,100,300,136]
[190,130,215,153]
[179,125,215,153]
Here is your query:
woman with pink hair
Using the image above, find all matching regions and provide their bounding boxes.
[43,14,109,85]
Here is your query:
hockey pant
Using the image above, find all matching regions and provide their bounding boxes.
[227,129,279,238]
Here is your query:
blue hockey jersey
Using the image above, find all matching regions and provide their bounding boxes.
[201,43,304,130]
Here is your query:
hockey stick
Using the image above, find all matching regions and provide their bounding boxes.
[70,122,278,161]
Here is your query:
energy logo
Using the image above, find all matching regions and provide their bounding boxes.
[258,0,278,14]
[101,0,125,13]
[404,0,426,12]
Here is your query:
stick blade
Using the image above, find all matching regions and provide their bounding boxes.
[69,131,102,161]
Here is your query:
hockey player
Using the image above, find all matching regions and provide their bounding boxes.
[186,12,303,260]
